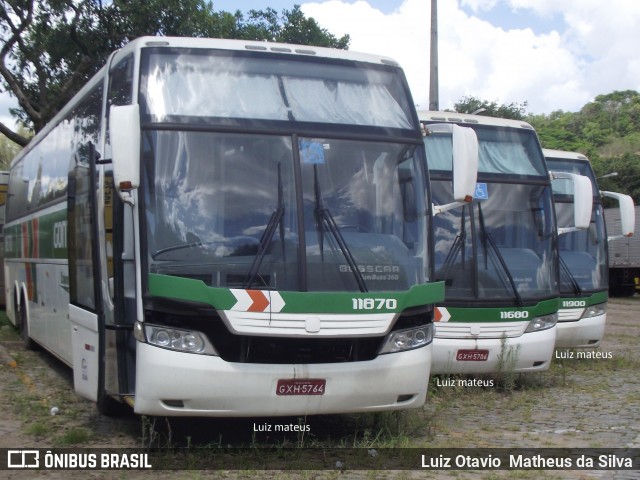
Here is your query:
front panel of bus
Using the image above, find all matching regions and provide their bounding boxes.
[424,122,559,374]
[125,45,443,416]
[547,156,608,348]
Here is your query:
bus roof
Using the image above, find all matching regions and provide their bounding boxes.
[112,36,402,67]
[11,36,405,169]
[417,110,536,131]
[542,148,590,162]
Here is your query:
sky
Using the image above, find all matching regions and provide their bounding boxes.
[2,0,640,129]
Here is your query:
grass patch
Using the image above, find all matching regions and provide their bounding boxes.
[0,310,19,341]
[55,427,92,445]
[603,333,639,344]
[551,348,640,376]
[26,422,51,438]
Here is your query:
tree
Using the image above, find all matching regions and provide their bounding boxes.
[453,96,528,120]
[527,90,640,202]
[455,91,640,202]
[245,6,349,48]
[592,152,640,203]
[0,1,350,147]
[529,110,594,155]
[0,126,22,168]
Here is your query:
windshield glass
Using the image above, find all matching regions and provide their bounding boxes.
[547,158,598,196]
[431,180,556,302]
[547,158,607,293]
[143,130,428,292]
[139,48,414,129]
[424,125,557,303]
[425,125,547,176]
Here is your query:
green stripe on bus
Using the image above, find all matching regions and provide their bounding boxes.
[560,290,608,308]
[438,297,561,323]
[4,207,68,260]
[148,273,445,314]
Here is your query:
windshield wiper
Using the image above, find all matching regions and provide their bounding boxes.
[477,203,523,307]
[437,204,467,282]
[243,163,286,289]
[313,165,368,293]
[559,255,582,295]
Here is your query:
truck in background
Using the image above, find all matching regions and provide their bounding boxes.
[606,205,640,297]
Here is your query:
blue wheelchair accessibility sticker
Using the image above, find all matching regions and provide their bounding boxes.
[299,140,326,164]
[474,183,489,200]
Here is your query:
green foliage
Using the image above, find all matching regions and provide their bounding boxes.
[0,1,350,147]
[453,96,529,120]
[527,110,594,155]
[455,90,640,202]
[0,132,21,169]
[527,90,640,202]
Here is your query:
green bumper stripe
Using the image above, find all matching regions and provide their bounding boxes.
[440,297,561,323]
[560,290,608,307]
[148,273,444,314]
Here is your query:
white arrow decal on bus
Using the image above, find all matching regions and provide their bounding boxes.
[229,289,285,313]
[435,306,451,322]
[269,291,285,313]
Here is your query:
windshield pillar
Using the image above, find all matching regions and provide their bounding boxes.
[291,133,308,292]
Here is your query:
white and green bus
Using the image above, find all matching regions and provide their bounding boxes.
[4,37,477,416]
[0,170,8,308]
[420,112,592,374]
[545,148,634,349]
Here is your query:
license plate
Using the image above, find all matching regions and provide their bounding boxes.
[276,379,326,396]
[456,349,489,361]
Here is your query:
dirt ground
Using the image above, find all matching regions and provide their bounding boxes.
[0,297,639,479]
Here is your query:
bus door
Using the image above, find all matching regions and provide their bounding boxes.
[68,143,129,410]
[104,166,138,407]
[68,143,102,402]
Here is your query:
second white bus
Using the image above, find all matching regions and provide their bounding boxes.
[421,112,591,374]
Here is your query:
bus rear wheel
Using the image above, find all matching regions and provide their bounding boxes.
[17,295,36,350]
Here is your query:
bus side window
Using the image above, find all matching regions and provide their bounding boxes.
[108,55,134,107]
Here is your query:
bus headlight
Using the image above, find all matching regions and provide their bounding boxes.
[138,322,217,355]
[582,303,606,319]
[524,313,557,333]
[379,324,433,354]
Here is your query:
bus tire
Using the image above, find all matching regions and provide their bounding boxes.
[18,295,36,350]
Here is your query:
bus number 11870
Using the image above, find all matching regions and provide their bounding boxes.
[352,298,398,310]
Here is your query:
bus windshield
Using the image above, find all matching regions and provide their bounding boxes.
[141,52,428,292]
[143,132,427,293]
[139,48,414,129]
[140,49,427,294]
[425,125,547,177]
[425,125,556,304]
[547,158,607,293]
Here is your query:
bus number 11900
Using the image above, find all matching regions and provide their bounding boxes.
[352,298,398,310]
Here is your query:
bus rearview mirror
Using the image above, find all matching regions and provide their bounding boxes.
[110,104,141,203]
[551,171,593,233]
[427,123,479,215]
[602,191,635,240]
[452,124,479,203]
